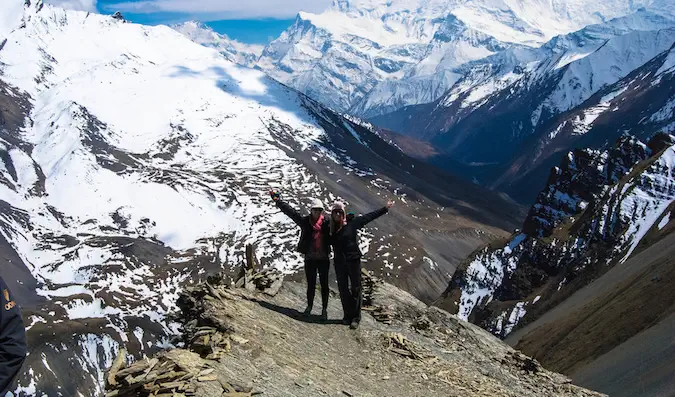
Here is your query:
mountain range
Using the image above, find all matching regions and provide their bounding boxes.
[0,0,520,394]
[1,0,674,395]
[175,0,672,118]
[373,8,675,202]
[174,0,675,205]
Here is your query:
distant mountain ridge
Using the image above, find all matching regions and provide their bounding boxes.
[373,9,675,202]
[171,21,263,68]
[174,0,667,120]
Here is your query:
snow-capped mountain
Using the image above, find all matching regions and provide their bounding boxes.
[437,133,675,339]
[0,1,521,394]
[375,8,675,202]
[252,0,659,118]
[171,21,263,68]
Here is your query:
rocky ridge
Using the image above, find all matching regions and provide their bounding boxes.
[104,266,606,397]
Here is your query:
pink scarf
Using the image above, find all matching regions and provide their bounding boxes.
[311,214,324,254]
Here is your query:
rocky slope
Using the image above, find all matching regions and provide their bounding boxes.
[511,229,675,397]
[374,9,675,202]
[437,133,675,341]
[252,0,656,118]
[102,271,606,397]
[0,1,522,395]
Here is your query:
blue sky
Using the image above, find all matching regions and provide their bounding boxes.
[47,0,332,44]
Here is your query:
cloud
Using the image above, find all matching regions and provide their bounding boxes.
[47,0,98,12]
[102,0,333,19]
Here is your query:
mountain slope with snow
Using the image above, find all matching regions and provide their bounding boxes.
[252,0,659,118]
[375,10,675,202]
[435,133,675,397]
[0,1,521,394]
[437,133,675,344]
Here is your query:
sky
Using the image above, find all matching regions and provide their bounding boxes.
[46,0,333,43]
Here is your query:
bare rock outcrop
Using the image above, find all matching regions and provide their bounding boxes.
[106,270,605,397]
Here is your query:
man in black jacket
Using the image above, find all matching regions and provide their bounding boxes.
[0,275,27,395]
[270,191,331,320]
[330,200,393,329]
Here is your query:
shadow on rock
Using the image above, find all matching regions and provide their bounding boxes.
[252,299,344,325]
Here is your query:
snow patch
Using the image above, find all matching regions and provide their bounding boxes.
[423,256,438,271]
[618,145,675,262]
[650,96,675,123]
[503,302,527,335]
[658,212,671,230]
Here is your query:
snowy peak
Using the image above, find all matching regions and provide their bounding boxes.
[171,21,263,68]
[450,0,658,45]
[252,0,669,119]
[326,0,655,43]
[374,8,675,202]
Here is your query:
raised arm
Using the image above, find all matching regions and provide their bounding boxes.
[0,276,27,395]
[353,200,394,229]
[270,191,303,226]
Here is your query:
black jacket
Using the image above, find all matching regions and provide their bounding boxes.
[276,200,331,258]
[331,207,388,262]
[0,276,27,395]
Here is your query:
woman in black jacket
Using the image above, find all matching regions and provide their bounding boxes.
[330,199,394,329]
[270,191,331,320]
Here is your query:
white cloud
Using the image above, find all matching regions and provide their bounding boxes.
[47,0,98,12]
[103,0,333,19]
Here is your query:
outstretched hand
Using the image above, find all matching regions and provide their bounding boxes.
[386,200,395,209]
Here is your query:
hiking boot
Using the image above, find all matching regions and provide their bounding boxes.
[321,309,328,321]
[349,320,359,330]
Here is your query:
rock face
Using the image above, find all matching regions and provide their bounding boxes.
[105,274,606,397]
[438,133,675,341]
[111,11,125,22]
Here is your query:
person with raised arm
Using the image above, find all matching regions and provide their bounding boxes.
[330,199,394,329]
[270,190,332,321]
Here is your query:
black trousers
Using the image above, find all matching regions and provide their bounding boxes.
[334,259,362,322]
[305,258,330,311]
